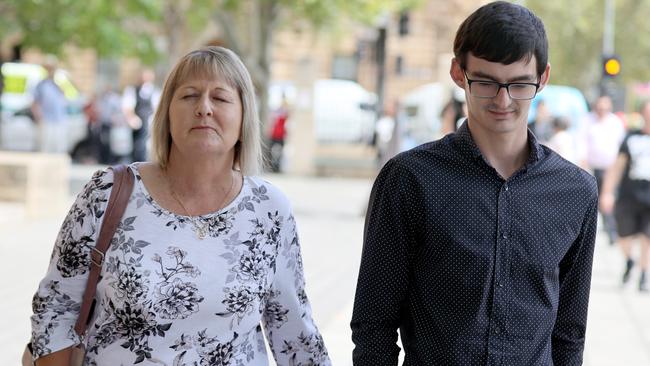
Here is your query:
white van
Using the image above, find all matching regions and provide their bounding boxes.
[397,83,467,151]
[312,79,376,143]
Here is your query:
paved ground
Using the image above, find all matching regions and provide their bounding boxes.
[1,165,649,365]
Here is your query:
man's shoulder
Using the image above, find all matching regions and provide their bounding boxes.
[392,135,455,164]
[542,147,598,196]
[378,136,457,184]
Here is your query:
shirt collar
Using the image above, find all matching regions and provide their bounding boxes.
[453,119,545,167]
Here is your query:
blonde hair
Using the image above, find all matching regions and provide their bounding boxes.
[151,46,263,175]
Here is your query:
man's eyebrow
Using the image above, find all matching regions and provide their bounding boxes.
[469,71,537,83]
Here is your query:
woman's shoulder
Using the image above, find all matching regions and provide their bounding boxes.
[78,164,139,204]
[244,175,292,210]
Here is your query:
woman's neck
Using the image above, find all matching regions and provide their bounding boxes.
[164,150,236,198]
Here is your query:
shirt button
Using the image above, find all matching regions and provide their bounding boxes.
[497,281,504,288]
[504,184,509,191]
[494,327,501,334]
[502,233,508,239]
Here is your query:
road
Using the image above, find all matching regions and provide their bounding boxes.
[1,165,649,365]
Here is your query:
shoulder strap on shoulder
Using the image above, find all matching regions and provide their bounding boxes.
[74,164,134,336]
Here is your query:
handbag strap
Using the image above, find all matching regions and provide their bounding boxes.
[74,164,134,336]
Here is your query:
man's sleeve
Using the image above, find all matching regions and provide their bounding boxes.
[551,189,598,365]
[351,158,419,365]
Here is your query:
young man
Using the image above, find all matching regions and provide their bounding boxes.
[351,2,598,365]
[601,100,650,292]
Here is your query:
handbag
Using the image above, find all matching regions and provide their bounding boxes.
[22,164,134,366]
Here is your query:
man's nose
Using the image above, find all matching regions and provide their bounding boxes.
[493,85,512,107]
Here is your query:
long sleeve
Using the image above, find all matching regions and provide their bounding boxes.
[30,169,112,360]
[351,159,420,365]
[262,210,331,365]
[551,193,598,365]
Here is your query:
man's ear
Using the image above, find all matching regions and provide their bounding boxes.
[537,63,551,93]
[450,58,466,89]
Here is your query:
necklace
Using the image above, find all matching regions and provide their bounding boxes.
[166,169,236,240]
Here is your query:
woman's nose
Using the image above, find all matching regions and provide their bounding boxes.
[194,95,213,117]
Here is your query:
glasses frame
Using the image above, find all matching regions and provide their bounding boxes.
[463,70,540,100]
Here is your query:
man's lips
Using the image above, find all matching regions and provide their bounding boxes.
[488,110,514,117]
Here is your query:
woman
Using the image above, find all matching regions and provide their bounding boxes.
[30,46,330,365]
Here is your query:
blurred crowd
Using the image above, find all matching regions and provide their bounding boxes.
[72,68,160,165]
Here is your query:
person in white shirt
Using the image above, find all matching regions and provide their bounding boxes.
[547,116,577,163]
[580,95,626,244]
[122,68,161,162]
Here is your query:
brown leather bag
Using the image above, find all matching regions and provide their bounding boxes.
[22,165,134,366]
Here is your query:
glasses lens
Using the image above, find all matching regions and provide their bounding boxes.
[508,84,537,100]
[471,82,499,98]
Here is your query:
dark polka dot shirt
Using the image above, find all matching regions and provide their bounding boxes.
[351,121,599,366]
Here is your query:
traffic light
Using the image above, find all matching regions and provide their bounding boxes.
[602,55,621,78]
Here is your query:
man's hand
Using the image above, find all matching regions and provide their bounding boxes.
[599,192,615,214]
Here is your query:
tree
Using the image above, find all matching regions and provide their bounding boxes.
[525,0,650,95]
[2,0,420,127]
[0,0,161,63]
[210,0,421,130]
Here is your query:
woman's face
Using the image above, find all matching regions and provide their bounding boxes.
[168,72,243,160]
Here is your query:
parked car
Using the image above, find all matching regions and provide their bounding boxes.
[0,62,87,152]
[312,79,376,144]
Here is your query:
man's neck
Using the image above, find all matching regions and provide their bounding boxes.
[468,121,530,180]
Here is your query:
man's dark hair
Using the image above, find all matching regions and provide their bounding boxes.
[453,1,548,77]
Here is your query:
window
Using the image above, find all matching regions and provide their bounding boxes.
[399,11,410,36]
[395,56,404,75]
[332,55,358,81]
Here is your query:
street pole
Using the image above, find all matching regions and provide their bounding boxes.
[375,26,386,121]
[603,0,615,56]
[600,0,623,110]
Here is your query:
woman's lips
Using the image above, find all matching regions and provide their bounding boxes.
[191,125,216,131]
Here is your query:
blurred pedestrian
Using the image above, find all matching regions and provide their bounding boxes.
[268,95,289,172]
[70,93,101,163]
[580,95,626,244]
[375,100,397,167]
[351,2,598,365]
[531,99,553,142]
[440,90,465,135]
[31,56,68,153]
[601,100,650,292]
[97,86,128,164]
[28,46,330,365]
[123,68,160,162]
[546,116,577,163]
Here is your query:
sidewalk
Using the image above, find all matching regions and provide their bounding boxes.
[1,165,649,365]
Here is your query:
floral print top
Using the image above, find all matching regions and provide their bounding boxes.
[30,164,330,365]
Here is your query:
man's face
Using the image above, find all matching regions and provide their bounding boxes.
[594,96,612,118]
[450,53,550,136]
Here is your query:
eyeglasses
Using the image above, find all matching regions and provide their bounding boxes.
[463,70,540,100]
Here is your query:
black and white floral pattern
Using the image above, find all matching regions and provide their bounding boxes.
[29,164,330,365]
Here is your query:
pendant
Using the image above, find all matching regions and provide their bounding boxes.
[191,219,208,240]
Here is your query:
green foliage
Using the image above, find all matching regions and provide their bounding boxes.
[2,0,162,63]
[525,0,650,91]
